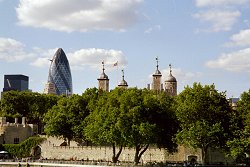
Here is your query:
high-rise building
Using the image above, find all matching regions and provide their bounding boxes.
[44,48,72,95]
[2,74,29,92]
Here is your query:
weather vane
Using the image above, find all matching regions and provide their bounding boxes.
[102,61,105,72]
[169,64,172,74]
[156,57,159,70]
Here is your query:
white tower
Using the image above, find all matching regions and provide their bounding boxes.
[118,69,128,89]
[164,64,177,96]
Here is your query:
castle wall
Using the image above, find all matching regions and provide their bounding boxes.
[1,125,32,144]
[40,137,235,165]
[41,141,165,163]
[0,117,37,144]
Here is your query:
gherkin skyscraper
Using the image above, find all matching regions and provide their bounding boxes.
[47,48,72,95]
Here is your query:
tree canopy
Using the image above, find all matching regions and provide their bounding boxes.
[84,88,178,164]
[0,91,59,133]
[227,89,250,159]
[175,83,233,165]
[44,88,99,145]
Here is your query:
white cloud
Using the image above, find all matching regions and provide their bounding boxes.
[161,68,202,84]
[244,19,250,27]
[194,0,248,33]
[16,0,144,32]
[226,29,250,47]
[30,57,51,67]
[195,0,249,7]
[144,25,161,34]
[68,48,127,70]
[30,48,58,67]
[193,10,240,32]
[206,48,250,72]
[0,37,34,62]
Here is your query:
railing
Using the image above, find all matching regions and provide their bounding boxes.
[0,159,248,167]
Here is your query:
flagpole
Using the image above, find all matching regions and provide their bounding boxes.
[116,61,119,86]
[113,61,119,86]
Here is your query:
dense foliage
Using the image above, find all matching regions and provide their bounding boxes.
[43,88,99,145]
[0,91,59,133]
[227,89,250,160]
[84,88,178,164]
[175,83,233,165]
[3,137,45,158]
[0,85,250,164]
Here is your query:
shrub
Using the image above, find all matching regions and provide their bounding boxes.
[3,137,46,158]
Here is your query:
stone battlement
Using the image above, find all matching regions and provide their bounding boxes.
[0,117,37,144]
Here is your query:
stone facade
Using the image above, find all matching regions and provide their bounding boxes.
[98,62,109,92]
[164,79,177,96]
[40,137,234,165]
[152,73,162,92]
[43,82,56,95]
[0,117,37,144]
[150,61,177,96]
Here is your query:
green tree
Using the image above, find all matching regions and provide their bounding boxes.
[175,83,232,165]
[74,87,101,143]
[118,88,176,165]
[0,91,30,118]
[150,92,179,152]
[0,91,58,132]
[44,94,89,145]
[84,88,124,163]
[227,89,250,159]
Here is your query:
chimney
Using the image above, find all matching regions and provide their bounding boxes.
[147,84,150,90]
[0,117,6,125]
[22,117,26,125]
[15,118,18,124]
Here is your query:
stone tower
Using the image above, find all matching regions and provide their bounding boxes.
[98,61,109,92]
[164,64,177,96]
[152,57,162,92]
[43,82,56,95]
[118,69,128,89]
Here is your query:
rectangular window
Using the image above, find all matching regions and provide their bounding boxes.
[14,138,19,144]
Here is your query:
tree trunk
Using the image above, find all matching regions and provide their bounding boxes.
[134,144,149,165]
[201,146,209,165]
[67,139,71,146]
[134,145,140,165]
[112,144,123,163]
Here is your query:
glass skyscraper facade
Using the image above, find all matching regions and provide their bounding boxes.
[48,48,72,95]
[3,74,29,92]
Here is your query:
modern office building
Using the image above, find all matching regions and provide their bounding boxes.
[2,74,29,92]
[44,48,72,95]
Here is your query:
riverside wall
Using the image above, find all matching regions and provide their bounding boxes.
[41,140,165,163]
[40,137,234,165]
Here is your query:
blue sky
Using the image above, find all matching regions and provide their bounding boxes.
[0,0,250,97]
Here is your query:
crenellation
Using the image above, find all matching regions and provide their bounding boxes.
[0,117,37,144]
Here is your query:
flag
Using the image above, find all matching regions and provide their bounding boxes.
[113,61,118,67]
